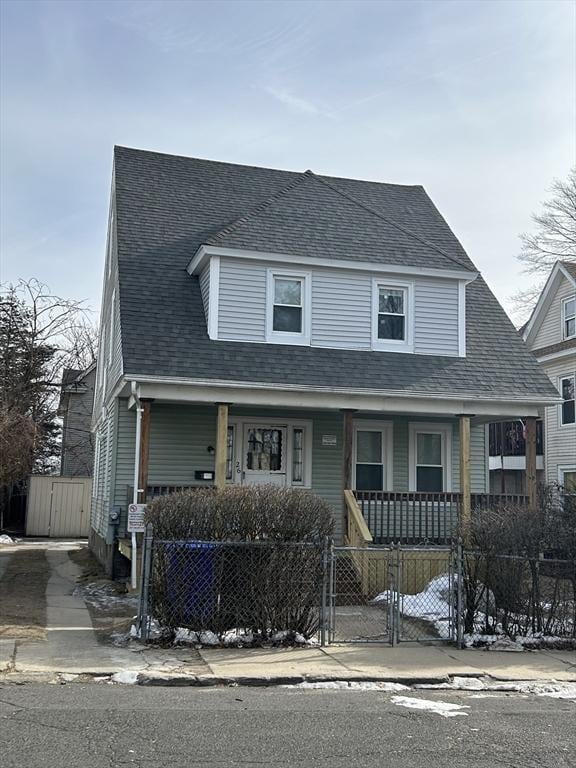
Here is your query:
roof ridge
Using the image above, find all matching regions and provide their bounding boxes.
[205,171,314,245]
[309,173,472,272]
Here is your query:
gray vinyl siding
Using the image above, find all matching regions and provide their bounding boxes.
[533,276,575,349]
[94,209,123,411]
[311,270,372,349]
[541,356,576,483]
[90,399,117,538]
[199,264,210,322]
[414,279,459,356]
[218,259,267,342]
[216,257,461,356]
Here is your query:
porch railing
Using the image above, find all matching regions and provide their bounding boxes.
[353,491,530,545]
[126,484,208,504]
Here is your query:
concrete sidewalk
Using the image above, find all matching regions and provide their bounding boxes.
[1,540,575,687]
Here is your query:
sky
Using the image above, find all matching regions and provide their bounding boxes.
[1,0,575,323]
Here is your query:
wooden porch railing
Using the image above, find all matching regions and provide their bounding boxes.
[353,491,530,545]
[344,489,373,547]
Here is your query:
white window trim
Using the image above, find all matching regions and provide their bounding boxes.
[371,278,414,353]
[408,422,453,492]
[92,431,101,498]
[558,373,576,427]
[558,465,576,482]
[562,295,576,340]
[352,420,394,491]
[228,416,313,487]
[207,255,220,340]
[266,269,311,345]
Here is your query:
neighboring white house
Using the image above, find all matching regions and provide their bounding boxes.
[522,260,576,492]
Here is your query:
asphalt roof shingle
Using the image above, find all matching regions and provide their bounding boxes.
[112,146,558,403]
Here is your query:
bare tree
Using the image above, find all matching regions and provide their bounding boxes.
[0,279,97,485]
[511,169,576,323]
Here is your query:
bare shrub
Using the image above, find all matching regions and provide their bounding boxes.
[460,485,576,639]
[145,485,334,542]
[143,486,334,641]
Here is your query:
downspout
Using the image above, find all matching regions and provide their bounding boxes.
[131,381,143,590]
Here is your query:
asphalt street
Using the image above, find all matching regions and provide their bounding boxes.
[0,684,574,768]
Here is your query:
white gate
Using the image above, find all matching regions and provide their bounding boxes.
[26,476,91,537]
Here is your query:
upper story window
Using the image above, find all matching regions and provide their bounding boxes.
[266,270,310,345]
[372,279,413,352]
[563,297,575,340]
[560,373,575,425]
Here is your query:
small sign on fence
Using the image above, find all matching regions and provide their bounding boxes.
[127,503,146,533]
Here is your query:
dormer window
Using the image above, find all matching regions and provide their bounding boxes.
[372,279,413,352]
[266,270,310,345]
[563,297,575,339]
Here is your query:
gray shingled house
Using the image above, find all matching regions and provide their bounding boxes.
[90,146,560,575]
[58,364,96,477]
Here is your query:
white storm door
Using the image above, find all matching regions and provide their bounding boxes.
[243,425,287,486]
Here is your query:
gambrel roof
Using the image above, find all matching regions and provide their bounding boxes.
[112,146,558,404]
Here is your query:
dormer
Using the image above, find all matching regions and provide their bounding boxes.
[187,171,477,358]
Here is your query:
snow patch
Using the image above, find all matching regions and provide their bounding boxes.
[0,534,15,545]
[111,670,140,685]
[373,573,453,638]
[293,681,410,691]
[391,695,469,717]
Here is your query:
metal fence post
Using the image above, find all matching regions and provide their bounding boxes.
[328,540,335,644]
[137,523,154,641]
[320,537,329,646]
[456,539,464,649]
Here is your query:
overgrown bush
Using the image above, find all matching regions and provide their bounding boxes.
[143,486,334,641]
[459,484,576,638]
[145,485,334,542]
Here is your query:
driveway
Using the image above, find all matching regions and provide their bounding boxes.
[0,540,143,674]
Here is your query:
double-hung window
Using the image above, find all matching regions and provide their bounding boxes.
[409,423,452,492]
[563,297,575,340]
[372,280,413,352]
[353,423,392,491]
[266,270,310,344]
[560,374,575,425]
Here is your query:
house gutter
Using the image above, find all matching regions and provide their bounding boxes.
[130,380,143,590]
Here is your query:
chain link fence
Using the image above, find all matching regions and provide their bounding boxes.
[138,528,575,648]
[139,526,329,644]
[461,551,576,646]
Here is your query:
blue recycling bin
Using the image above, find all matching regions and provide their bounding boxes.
[165,541,218,626]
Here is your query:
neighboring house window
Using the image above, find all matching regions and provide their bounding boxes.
[563,296,575,339]
[408,423,452,493]
[353,423,392,491]
[558,467,576,493]
[372,279,413,352]
[266,270,310,344]
[560,374,575,425]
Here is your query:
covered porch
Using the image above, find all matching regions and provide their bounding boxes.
[122,385,539,546]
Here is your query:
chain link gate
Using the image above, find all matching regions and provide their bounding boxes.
[329,544,460,644]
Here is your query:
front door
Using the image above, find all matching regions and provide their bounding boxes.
[243,425,287,486]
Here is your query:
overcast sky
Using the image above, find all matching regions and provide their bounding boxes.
[1,0,574,322]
